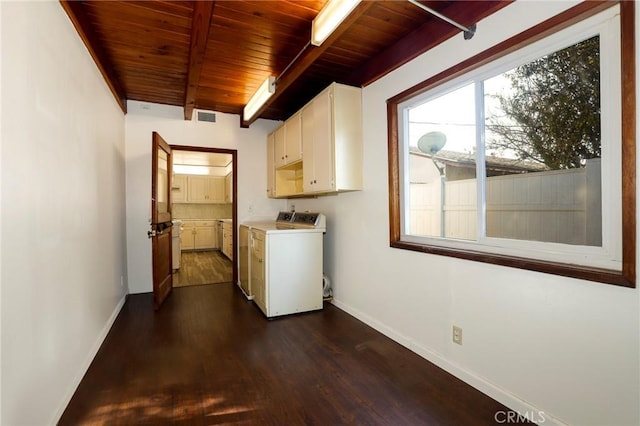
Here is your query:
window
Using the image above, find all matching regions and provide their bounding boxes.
[387,2,636,287]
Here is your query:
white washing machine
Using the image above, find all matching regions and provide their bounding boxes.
[171,219,183,270]
[240,212,326,318]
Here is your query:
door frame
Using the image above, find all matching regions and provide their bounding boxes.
[171,145,238,287]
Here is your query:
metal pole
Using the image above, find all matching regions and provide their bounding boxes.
[407,0,476,40]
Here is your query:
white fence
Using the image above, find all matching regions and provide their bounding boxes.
[409,159,602,245]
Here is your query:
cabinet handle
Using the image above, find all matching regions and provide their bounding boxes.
[313,179,317,184]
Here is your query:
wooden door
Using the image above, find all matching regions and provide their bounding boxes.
[150,132,173,310]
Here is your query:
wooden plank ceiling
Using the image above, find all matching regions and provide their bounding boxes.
[61,0,510,126]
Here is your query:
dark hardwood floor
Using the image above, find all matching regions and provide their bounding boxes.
[60,284,528,425]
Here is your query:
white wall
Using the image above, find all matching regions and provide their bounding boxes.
[0,3,4,422]
[1,2,128,425]
[290,2,639,425]
[125,102,285,294]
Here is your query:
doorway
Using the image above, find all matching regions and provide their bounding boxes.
[170,145,237,288]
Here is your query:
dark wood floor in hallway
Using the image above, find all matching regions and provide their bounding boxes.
[60,284,526,425]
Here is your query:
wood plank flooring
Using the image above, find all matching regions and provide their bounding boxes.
[59,284,530,425]
[173,250,232,287]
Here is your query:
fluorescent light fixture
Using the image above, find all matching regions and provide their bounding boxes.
[243,76,276,121]
[173,165,211,175]
[311,0,361,46]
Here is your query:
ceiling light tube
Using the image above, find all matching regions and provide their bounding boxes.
[243,76,276,121]
[311,0,361,46]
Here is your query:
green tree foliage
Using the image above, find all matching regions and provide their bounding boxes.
[487,36,600,169]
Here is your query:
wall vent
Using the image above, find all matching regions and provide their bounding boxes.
[197,111,216,122]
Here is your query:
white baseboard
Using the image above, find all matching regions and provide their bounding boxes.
[330,298,566,426]
[51,293,128,425]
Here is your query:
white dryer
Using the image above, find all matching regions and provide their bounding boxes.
[240,212,326,318]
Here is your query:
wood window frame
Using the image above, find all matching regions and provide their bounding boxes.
[387,1,636,288]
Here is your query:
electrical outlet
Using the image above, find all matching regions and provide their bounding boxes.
[453,325,463,345]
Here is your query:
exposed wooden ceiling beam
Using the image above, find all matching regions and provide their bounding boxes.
[59,0,127,113]
[184,1,215,121]
[241,1,375,128]
[352,1,512,87]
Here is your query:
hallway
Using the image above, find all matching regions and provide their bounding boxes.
[59,284,524,425]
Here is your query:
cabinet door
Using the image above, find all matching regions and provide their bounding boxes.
[224,173,232,203]
[274,125,286,168]
[228,226,234,259]
[209,176,225,203]
[251,231,266,314]
[181,225,195,250]
[222,223,233,259]
[311,88,334,192]
[266,132,276,197]
[187,176,209,202]
[284,111,302,164]
[301,104,315,193]
[171,174,187,203]
[212,221,219,249]
[194,226,215,249]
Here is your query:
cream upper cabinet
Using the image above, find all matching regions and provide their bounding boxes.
[188,176,208,202]
[302,83,362,194]
[187,175,225,203]
[171,174,188,203]
[274,125,286,168]
[302,91,333,193]
[210,177,225,202]
[266,82,362,198]
[301,105,317,193]
[266,132,276,198]
[284,111,302,164]
[224,172,233,203]
[274,111,303,169]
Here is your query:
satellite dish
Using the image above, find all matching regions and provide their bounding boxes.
[417,131,447,154]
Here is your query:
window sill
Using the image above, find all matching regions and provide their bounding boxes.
[390,240,634,288]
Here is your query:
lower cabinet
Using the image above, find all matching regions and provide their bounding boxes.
[194,223,216,249]
[222,221,233,260]
[250,229,266,312]
[180,222,195,250]
[180,220,217,250]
